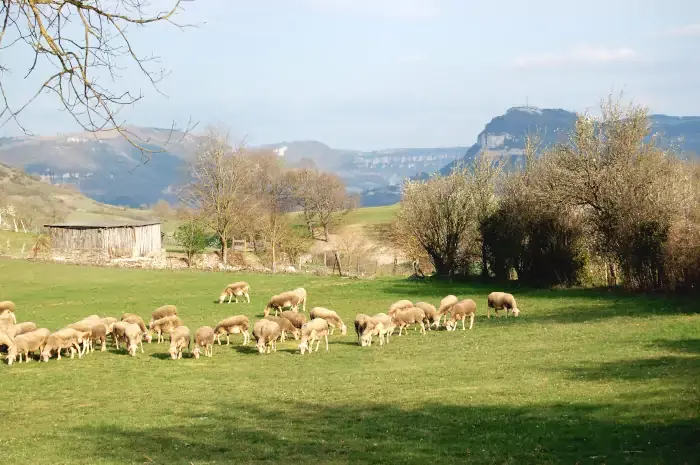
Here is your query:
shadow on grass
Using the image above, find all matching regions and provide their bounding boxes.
[652,338,700,355]
[70,401,700,465]
[564,355,700,383]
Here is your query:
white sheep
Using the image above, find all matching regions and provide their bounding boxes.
[4,321,38,339]
[415,302,440,330]
[387,299,413,317]
[88,323,108,352]
[0,300,17,328]
[124,322,147,356]
[445,299,477,331]
[353,313,372,345]
[40,328,84,361]
[392,307,427,336]
[309,307,347,336]
[218,282,251,304]
[193,326,216,359]
[487,292,520,318]
[6,328,50,364]
[169,326,191,359]
[264,291,298,317]
[264,316,300,342]
[121,313,153,343]
[149,315,182,344]
[253,319,281,354]
[360,313,396,347]
[291,287,307,312]
[438,295,459,325]
[298,318,330,355]
[149,305,178,327]
[280,310,307,330]
[214,315,250,345]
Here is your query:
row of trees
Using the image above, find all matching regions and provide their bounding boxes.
[179,129,355,269]
[394,97,700,292]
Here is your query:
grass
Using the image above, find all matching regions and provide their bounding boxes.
[340,204,399,226]
[0,259,699,464]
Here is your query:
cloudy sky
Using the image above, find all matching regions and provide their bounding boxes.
[1,0,699,149]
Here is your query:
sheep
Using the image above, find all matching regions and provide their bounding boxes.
[4,322,38,339]
[66,322,94,355]
[149,305,178,327]
[0,329,13,350]
[445,299,477,331]
[279,310,305,328]
[149,315,182,344]
[309,307,347,336]
[218,282,251,304]
[487,292,521,318]
[253,319,281,354]
[0,301,17,328]
[169,326,191,359]
[213,315,250,345]
[264,316,300,342]
[6,328,51,365]
[297,318,329,355]
[0,300,16,313]
[124,322,146,356]
[438,295,459,325]
[387,299,413,317]
[360,313,396,347]
[122,315,152,343]
[264,291,299,317]
[88,323,108,352]
[353,313,372,345]
[98,317,118,334]
[40,328,84,361]
[392,307,427,336]
[111,321,129,349]
[291,287,307,312]
[193,326,215,359]
[415,302,441,330]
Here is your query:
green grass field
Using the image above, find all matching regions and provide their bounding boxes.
[0,259,698,464]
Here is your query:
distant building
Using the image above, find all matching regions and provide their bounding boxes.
[43,220,162,259]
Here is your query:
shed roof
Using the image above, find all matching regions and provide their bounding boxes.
[44,220,161,229]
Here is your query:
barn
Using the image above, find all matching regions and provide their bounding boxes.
[44,220,162,259]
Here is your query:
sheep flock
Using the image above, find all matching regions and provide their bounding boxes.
[0,284,521,364]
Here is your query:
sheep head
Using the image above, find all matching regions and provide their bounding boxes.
[192,347,201,359]
[169,346,179,359]
[144,333,153,343]
[292,328,301,340]
[298,339,310,355]
[340,323,348,336]
[256,339,267,354]
[40,348,51,362]
[128,343,138,357]
[512,308,520,317]
[360,332,373,347]
[6,346,17,365]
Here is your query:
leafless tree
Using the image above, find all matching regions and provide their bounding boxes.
[180,128,257,265]
[0,0,195,157]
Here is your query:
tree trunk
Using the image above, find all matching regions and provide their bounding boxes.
[271,242,276,273]
[481,241,489,279]
[221,234,228,266]
[323,225,329,242]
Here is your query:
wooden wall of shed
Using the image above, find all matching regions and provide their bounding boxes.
[47,224,162,258]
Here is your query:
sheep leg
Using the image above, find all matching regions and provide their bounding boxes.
[245,293,250,303]
[329,325,335,336]
[227,294,232,304]
[57,349,62,360]
[226,334,231,345]
[139,339,144,353]
[420,322,426,335]
[280,331,286,342]
[487,307,491,319]
[469,314,475,330]
[324,334,329,351]
[462,317,466,331]
[234,295,238,303]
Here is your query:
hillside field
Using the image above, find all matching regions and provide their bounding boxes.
[0,259,699,464]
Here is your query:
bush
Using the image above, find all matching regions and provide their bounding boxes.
[173,221,209,267]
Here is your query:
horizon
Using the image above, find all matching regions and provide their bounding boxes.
[1,0,699,150]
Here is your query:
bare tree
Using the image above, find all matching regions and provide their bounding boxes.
[181,129,257,266]
[292,168,354,241]
[0,0,195,156]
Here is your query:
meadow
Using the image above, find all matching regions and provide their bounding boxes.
[0,258,698,464]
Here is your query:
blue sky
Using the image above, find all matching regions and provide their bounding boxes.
[1,0,699,150]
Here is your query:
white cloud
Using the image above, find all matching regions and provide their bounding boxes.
[667,24,700,37]
[299,0,441,20]
[398,52,428,64]
[512,46,639,69]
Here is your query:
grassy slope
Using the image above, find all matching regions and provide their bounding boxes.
[0,259,698,464]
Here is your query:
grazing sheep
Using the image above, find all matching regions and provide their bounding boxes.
[0,329,14,350]
[4,322,38,339]
[66,322,93,355]
[149,315,182,344]
[415,302,440,330]
[218,282,251,304]
[360,313,396,347]
[122,314,150,335]
[353,313,372,345]
[388,299,413,317]
[487,292,520,318]
[297,318,329,355]
[111,321,129,349]
[445,299,477,331]
[40,328,84,361]
[193,326,216,359]
[438,295,459,324]
[0,300,16,313]
[290,287,307,312]
[280,310,307,330]
[89,323,108,352]
[98,317,118,334]
[169,326,191,359]
[253,319,282,354]
[149,305,178,327]
[309,307,347,336]
[393,307,427,336]
[213,315,250,345]
[264,291,298,317]
[6,328,50,365]
[124,322,146,356]
[0,301,17,328]
[264,316,300,342]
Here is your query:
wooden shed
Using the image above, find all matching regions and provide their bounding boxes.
[44,220,162,259]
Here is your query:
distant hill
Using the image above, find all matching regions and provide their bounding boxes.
[0,162,156,230]
[0,128,464,207]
